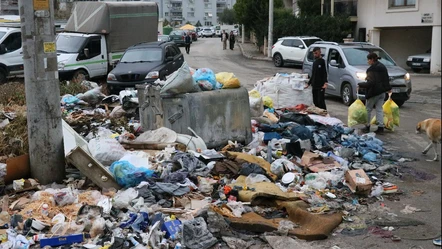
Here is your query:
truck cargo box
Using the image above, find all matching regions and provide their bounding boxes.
[64,2,158,53]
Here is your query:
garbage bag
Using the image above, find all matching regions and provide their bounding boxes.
[193,68,222,91]
[161,61,201,95]
[216,72,241,89]
[76,87,106,105]
[370,97,399,129]
[262,96,274,108]
[110,161,155,188]
[249,90,264,117]
[113,188,139,209]
[88,138,126,166]
[348,99,368,127]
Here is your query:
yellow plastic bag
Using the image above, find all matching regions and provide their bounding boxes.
[371,96,399,130]
[249,89,261,98]
[348,99,368,127]
[262,96,274,108]
[216,72,241,89]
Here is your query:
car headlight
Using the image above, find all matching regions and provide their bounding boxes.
[423,58,430,62]
[407,57,413,62]
[58,62,65,70]
[404,73,410,81]
[145,71,159,79]
[107,73,116,81]
[356,72,367,80]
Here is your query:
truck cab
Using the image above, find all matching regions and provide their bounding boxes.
[0,26,23,83]
[56,33,120,82]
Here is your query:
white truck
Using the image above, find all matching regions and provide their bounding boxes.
[0,16,23,83]
[215,24,239,37]
[57,1,158,81]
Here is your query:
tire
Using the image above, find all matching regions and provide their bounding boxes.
[273,53,284,67]
[72,69,89,83]
[341,83,355,106]
[412,68,422,73]
[0,68,7,84]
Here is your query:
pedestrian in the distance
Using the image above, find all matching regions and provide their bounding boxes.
[305,47,328,110]
[358,52,392,134]
[184,32,191,54]
[229,31,235,50]
[221,30,229,50]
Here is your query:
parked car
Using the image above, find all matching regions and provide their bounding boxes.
[406,49,431,73]
[169,30,188,46]
[196,27,203,37]
[107,41,184,93]
[232,29,239,36]
[302,41,411,107]
[272,36,323,67]
[158,35,171,42]
[202,28,213,38]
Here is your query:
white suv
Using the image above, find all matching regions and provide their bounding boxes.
[272,36,322,67]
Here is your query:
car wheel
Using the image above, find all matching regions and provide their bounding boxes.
[412,68,422,73]
[273,53,284,67]
[341,83,355,106]
[72,69,89,83]
[0,68,7,84]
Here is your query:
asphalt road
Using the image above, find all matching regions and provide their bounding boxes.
[183,38,442,248]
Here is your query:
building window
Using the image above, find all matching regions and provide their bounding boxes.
[165,12,169,16]
[205,3,212,9]
[205,21,212,26]
[389,0,416,8]
[187,12,194,17]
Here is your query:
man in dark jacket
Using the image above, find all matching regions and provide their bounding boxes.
[306,47,328,110]
[358,52,392,134]
[184,32,191,54]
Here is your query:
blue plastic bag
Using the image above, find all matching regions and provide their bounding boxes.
[363,152,378,162]
[192,68,222,90]
[110,161,155,188]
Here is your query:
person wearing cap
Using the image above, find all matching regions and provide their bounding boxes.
[358,52,392,134]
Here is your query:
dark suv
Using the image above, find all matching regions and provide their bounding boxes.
[107,41,184,93]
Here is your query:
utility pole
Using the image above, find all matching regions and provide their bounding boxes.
[19,0,65,184]
[268,0,273,58]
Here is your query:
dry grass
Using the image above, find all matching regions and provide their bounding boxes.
[0,108,28,161]
[0,82,26,106]
[59,81,88,96]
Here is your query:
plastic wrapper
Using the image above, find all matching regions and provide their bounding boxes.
[348,99,368,127]
[113,188,139,209]
[88,138,126,166]
[249,90,264,117]
[161,61,201,95]
[119,151,151,169]
[53,188,78,207]
[110,161,155,188]
[369,183,383,197]
[216,72,241,89]
[245,173,271,185]
[90,217,106,238]
[193,68,222,91]
[270,159,298,178]
[262,96,274,108]
[226,201,245,217]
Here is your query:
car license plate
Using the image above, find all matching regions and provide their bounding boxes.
[412,63,421,66]
[392,88,401,93]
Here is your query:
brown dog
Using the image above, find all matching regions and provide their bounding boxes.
[416,118,441,161]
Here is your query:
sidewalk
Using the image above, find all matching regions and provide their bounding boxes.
[237,41,273,62]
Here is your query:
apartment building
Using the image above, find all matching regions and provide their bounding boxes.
[0,0,19,15]
[149,0,236,26]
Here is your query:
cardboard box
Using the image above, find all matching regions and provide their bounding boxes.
[300,151,340,172]
[345,169,373,196]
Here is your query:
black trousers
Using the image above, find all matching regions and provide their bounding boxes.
[312,88,327,110]
[185,44,190,54]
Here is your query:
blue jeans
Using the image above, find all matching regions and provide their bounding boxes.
[365,93,385,127]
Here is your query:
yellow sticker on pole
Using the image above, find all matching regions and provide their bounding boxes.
[43,42,56,53]
[34,0,49,10]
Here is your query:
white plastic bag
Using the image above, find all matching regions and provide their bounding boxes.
[76,87,106,105]
[113,188,139,209]
[88,138,126,166]
[119,151,151,169]
[53,188,78,207]
[160,61,201,95]
[245,173,271,185]
[270,159,296,178]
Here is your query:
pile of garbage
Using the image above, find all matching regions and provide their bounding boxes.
[0,71,424,249]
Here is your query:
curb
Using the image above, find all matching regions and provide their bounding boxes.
[238,43,273,62]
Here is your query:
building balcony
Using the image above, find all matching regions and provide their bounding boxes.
[171,7,182,11]
[171,17,183,20]
[170,0,182,2]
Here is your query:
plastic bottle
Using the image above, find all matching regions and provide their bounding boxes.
[41,204,49,217]
[129,236,147,249]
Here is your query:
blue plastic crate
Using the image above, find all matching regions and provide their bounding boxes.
[40,234,84,247]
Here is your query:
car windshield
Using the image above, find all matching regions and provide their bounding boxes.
[343,48,396,66]
[120,48,162,63]
[303,39,322,47]
[56,35,87,53]
[170,31,183,36]
[0,32,6,40]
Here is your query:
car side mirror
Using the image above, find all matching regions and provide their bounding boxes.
[84,48,90,58]
[166,56,173,62]
[0,44,6,54]
[298,45,305,49]
[330,60,339,67]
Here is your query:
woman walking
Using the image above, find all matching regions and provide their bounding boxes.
[229,31,235,50]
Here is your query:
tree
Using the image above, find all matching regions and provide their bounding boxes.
[234,0,284,46]
[218,8,237,25]
[163,19,170,27]
[186,21,192,25]
[297,0,321,16]
[195,20,202,27]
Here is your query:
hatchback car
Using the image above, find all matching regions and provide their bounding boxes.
[202,28,213,38]
[169,30,188,46]
[272,36,323,67]
[302,42,411,107]
[107,41,184,93]
[406,49,431,73]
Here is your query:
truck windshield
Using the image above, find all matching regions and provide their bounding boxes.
[0,32,6,40]
[120,48,162,63]
[343,48,396,66]
[56,35,87,53]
